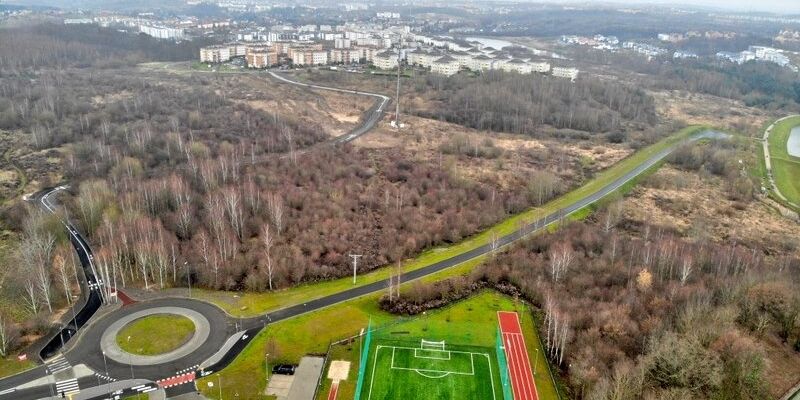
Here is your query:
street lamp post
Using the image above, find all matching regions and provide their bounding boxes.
[218,375,222,400]
[533,348,539,375]
[184,262,192,298]
[127,336,134,380]
[102,351,111,395]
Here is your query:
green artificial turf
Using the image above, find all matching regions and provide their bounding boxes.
[360,340,502,400]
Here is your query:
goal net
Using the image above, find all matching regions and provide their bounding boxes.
[420,339,446,351]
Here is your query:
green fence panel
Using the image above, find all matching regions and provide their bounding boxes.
[353,322,372,400]
[495,326,513,400]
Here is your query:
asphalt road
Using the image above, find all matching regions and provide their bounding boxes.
[266,70,391,145]
[0,69,726,400]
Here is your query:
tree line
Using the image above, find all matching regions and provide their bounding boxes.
[409,71,658,136]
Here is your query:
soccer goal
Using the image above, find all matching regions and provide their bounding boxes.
[420,339,446,351]
[415,340,450,360]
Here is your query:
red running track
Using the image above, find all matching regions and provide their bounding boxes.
[327,381,339,400]
[498,311,539,400]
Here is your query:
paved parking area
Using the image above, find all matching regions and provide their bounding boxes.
[266,374,293,399]
[287,357,324,400]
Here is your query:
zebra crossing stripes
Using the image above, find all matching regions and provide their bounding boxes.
[96,373,116,382]
[55,377,80,396]
[46,355,72,374]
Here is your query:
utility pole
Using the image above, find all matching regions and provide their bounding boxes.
[349,254,362,284]
[394,45,402,128]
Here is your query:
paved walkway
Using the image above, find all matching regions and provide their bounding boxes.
[762,115,800,209]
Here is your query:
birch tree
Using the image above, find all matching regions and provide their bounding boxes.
[261,224,275,290]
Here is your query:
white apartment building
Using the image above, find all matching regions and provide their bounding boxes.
[321,32,343,41]
[430,55,460,76]
[290,48,329,66]
[373,51,398,69]
[500,59,532,74]
[200,46,231,63]
[330,48,361,64]
[530,62,551,73]
[467,55,494,71]
[552,67,579,81]
[335,38,352,48]
[139,24,184,40]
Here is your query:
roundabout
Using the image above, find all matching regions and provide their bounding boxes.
[101,307,210,365]
[63,297,239,381]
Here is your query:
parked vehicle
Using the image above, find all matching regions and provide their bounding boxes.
[272,364,296,375]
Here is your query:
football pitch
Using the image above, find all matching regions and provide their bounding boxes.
[360,339,503,400]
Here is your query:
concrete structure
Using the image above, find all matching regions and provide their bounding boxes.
[530,61,551,73]
[430,55,460,76]
[246,46,278,68]
[139,24,184,40]
[500,59,532,74]
[373,51,398,70]
[552,67,579,81]
[334,38,352,48]
[286,357,325,400]
[290,47,329,66]
[200,46,232,63]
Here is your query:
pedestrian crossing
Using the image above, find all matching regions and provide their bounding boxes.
[46,354,72,374]
[96,373,116,382]
[55,377,80,396]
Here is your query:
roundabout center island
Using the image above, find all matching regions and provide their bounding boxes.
[116,314,196,356]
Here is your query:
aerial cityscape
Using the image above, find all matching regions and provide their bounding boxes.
[0,0,799,400]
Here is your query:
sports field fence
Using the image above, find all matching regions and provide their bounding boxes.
[495,326,514,400]
[353,321,372,400]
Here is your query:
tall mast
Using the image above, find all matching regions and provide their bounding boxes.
[395,41,402,128]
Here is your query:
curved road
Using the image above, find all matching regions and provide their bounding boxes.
[0,69,726,400]
[763,115,800,209]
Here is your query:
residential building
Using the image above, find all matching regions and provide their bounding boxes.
[373,51,398,69]
[329,48,362,64]
[139,24,184,40]
[335,38,352,48]
[200,45,231,63]
[64,18,94,25]
[552,67,579,81]
[289,47,329,66]
[530,62,551,73]
[246,46,278,68]
[430,55,460,76]
[500,59,532,74]
[467,55,494,71]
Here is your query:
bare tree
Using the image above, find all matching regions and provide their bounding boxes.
[261,224,275,290]
[267,192,284,234]
[0,313,18,357]
[680,254,693,285]
[222,187,244,241]
[549,241,574,283]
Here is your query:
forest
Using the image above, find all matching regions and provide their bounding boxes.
[409,71,658,137]
[381,140,800,399]
[0,62,573,349]
[0,22,209,71]
[569,46,800,109]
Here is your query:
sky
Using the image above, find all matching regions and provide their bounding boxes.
[570,0,800,14]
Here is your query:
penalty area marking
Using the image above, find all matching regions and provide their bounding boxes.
[414,348,451,360]
[385,345,477,376]
[366,345,497,400]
